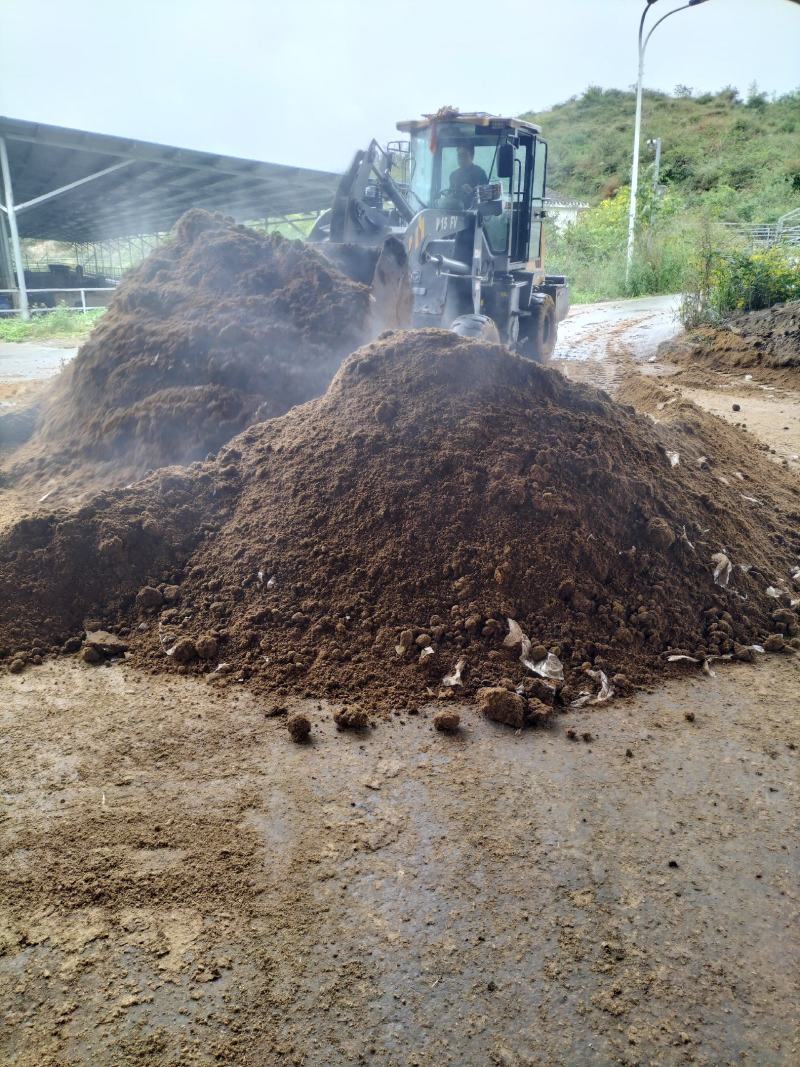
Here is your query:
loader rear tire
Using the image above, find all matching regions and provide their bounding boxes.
[523,296,557,365]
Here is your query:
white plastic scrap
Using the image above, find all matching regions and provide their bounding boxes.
[765,586,783,599]
[503,617,526,650]
[588,669,614,702]
[711,552,732,588]
[442,657,466,687]
[257,569,264,586]
[741,495,763,506]
[668,652,735,678]
[666,451,680,468]
[266,575,277,589]
[504,618,564,681]
[681,526,695,552]
[570,670,614,707]
[419,645,435,660]
[531,652,565,681]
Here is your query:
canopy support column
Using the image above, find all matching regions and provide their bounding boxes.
[0,137,29,319]
[0,211,15,293]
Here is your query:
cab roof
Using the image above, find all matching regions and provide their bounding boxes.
[396,111,542,136]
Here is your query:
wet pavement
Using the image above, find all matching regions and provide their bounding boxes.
[554,293,681,365]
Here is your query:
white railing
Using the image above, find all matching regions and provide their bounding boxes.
[0,286,116,315]
[725,208,800,249]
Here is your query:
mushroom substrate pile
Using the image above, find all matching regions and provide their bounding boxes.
[1,329,798,713]
[5,210,371,495]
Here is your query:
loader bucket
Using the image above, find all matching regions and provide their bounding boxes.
[315,242,382,286]
[369,236,412,333]
[317,237,412,336]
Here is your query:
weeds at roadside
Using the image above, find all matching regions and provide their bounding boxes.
[0,307,106,343]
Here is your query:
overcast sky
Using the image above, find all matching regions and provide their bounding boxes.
[2,0,799,173]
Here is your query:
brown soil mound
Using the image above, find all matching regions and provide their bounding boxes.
[5,210,370,499]
[1,330,798,709]
[665,300,800,381]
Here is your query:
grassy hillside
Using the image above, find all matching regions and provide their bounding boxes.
[520,85,800,304]
[524,85,800,222]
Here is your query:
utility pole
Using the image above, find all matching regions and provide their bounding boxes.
[625,0,711,287]
[647,137,662,226]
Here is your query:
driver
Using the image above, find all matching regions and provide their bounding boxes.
[448,144,488,207]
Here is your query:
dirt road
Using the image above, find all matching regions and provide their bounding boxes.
[1,303,798,1066]
[554,294,682,366]
[555,295,800,474]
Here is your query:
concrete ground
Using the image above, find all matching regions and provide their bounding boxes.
[1,656,797,1067]
[0,340,77,385]
[0,301,798,1066]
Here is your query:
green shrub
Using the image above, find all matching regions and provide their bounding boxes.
[680,244,800,326]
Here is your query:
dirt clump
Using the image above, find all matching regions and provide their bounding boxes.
[5,209,371,502]
[287,712,312,743]
[333,705,371,731]
[433,709,461,733]
[0,329,798,713]
[478,687,527,729]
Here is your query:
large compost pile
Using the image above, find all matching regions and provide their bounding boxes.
[1,330,798,712]
[7,210,371,495]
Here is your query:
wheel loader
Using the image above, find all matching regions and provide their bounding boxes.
[309,108,569,362]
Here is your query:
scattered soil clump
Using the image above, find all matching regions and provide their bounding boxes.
[478,687,527,729]
[433,709,461,733]
[287,712,312,743]
[333,705,371,731]
[4,210,371,502]
[1,329,798,713]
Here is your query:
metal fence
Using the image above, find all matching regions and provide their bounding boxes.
[0,286,116,315]
[725,207,800,249]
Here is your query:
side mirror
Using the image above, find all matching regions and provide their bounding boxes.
[497,143,515,179]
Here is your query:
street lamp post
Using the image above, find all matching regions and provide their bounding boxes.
[625,0,711,287]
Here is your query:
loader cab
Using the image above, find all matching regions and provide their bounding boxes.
[399,114,548,270]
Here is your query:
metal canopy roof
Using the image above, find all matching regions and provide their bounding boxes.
[0,116,341,242]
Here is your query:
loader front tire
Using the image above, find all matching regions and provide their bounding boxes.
[523,296,557,365]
